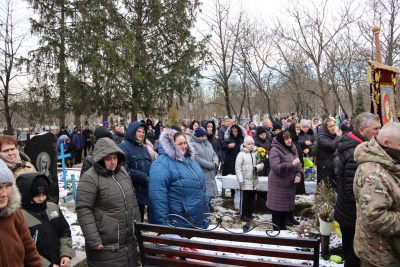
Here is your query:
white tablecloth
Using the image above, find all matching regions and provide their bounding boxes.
[218,175,317,210]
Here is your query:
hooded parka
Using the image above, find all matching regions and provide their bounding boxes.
[76,138,141,267]
[118,121,152,207]
[17,173,75,267]
[0,185,42,267]
[190,134,219,197]
[149,130,210,229]
[235,145,264,190]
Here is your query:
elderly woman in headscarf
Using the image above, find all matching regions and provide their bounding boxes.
[267,131,303,231]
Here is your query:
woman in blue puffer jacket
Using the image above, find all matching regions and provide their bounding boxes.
[149,129,210,229]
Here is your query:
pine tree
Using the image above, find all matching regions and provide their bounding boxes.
[167,103,179,127]
[353,89,366,120]
[119,0,207,120]
[26,0,76,126]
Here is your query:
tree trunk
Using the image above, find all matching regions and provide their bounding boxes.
[223,80,232,118]
[58,3,66,127]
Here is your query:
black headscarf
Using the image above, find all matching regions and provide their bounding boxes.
[288,123,300,142]
[276,130,292,151]
[230,124,242,141]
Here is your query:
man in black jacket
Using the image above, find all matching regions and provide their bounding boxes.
[334,112,381,267]
[82,125,93,157]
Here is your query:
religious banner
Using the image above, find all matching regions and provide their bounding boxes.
[368,25,399,125]
[368,60,399,125]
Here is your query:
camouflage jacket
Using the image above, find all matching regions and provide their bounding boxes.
[353,137,400,267]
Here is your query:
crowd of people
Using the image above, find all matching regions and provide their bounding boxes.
[2,111,400,267]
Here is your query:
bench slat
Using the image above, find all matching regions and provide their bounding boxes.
[145,255,237,266]
[136,223,318,248]
[142,234,315,261]
[145,246,308,267]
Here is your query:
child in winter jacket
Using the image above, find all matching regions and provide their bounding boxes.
[235,136,264,222]
[16,173,75,267]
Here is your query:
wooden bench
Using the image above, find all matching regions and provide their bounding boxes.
[134,220,320,266]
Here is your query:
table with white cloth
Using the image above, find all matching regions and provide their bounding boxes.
[218,175,317,210]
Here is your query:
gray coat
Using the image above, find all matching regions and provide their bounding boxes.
[190,135,219,197]
[266,138,304,212]
[76,138,140,267]
[235,145,264,191]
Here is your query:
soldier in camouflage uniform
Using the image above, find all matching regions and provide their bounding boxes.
[353,122,400,267]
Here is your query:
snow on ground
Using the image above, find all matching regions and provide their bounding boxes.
[58,170,85,250]
[58,170,344,266]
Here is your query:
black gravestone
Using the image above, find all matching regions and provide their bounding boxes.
[24,132,59,203]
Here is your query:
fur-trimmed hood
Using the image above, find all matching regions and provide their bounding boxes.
[224,124,247,141]
[0,185,21,218]
[159,129,195,161]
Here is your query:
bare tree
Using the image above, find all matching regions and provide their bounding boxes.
[236,18,277,119]
[269,0,358,115]
[201,0,244,118]
[0,0,28,134]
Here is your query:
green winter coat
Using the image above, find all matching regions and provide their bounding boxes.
[76,138,141,267]
[354,137,400,267]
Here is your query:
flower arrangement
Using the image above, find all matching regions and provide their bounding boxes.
[252,147,268,182]
[312,181,336,224]
[317,203,335,222]
[256,147,268,164]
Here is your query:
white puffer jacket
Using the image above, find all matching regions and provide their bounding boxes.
[235,145,264,190]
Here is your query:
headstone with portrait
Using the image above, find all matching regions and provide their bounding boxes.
[24,132,58,203]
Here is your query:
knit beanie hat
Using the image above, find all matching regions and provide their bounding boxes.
[194,127,207,138]
[272,122,282,131]
[0,159,13,185]
[243,136,254,147]
[256,126,266,136]
[94,126,113,141]
[30,176,49,198]
[300,119,309,128]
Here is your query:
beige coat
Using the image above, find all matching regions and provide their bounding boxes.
[12,152,36,181]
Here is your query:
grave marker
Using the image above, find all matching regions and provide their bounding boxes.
[24,132,59,203]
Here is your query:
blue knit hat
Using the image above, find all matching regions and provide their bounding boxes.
[0,159,13,185]
[194,127,207,137]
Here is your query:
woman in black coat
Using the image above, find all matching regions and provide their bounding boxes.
[253,126,271,176]
[317,118,342,188]
[222,124,246,176]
